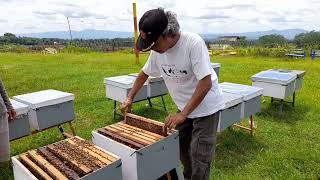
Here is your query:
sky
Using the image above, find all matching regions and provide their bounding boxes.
[0,0,319,35]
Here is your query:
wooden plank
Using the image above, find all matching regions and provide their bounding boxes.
[28,150,68,180]
[109,124,157,144]
[46,144,92,176]
[19,154,53,180]
[117,122,163,140]
[114,123,160,141]
[105,126,151,146]
[67,139,111,166]
[125,113,166,135]
[73,136,117,162]
[37,147,80,180]
[98,128,144,149]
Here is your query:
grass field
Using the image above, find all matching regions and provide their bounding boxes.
[0,52,319,179]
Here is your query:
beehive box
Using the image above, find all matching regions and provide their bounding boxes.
[9,99,31,140]
[104,75,148,103]
[13,90,75,131]
[211,63,221,78]
[219,82,263,119]
[12,136,122,180]
[251,70,297,99]
[218,92,243,132]
[92,113,180,180]
[129,73,168,98]
[270,69,306,91]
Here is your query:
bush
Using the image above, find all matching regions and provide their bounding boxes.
[60,45,92,53]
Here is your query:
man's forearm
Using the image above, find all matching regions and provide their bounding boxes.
[0,80,12,110]
[181,75,212,117]
[127,71,149,99]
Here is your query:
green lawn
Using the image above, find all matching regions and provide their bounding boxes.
[0,52,319,179]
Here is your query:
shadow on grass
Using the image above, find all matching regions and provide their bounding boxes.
[258,98,311,124]
[214,129,266,172]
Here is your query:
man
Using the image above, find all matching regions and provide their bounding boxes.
[0,79,16,163]
[120,8,224,180]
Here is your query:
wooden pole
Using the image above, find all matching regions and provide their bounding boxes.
[133,1,139,64]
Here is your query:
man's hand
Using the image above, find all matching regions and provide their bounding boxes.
[7,109,16,121]
[164,112,187,130]
[120,97,133,114]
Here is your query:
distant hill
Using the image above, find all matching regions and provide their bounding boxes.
[200,29,307,40]
[17,28,307,40]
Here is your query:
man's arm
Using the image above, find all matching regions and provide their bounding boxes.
[120,71,149,113]
[165,75,212,129]
[0,80,13,110]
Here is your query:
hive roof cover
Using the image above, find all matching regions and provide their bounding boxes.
[104,75,148,88]
[251,70,297,85]
[269,69,306,78]
[128,73,163,83]
[10,99,29,115]
[221,92,243,109]
[13,90,74,109]
[211,63,221,68]
[219,82,263,101]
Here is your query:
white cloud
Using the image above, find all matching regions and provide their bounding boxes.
[0,0,319,35]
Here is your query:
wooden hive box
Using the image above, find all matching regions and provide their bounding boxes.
[92,113,180,180]
[9,99,31,140]
[12,136,122,180]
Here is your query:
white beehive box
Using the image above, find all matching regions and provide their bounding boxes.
[218,92,243,132]
[104,75,148,103]
[12,136,122,180]
[269,69,306,91]
[129,73,168,98]
[92,114,180,180]
[9,99,31,140]
[211,63,221,78]
[219,82,263,119]
[13,90,75,131]
[251,70,297,99]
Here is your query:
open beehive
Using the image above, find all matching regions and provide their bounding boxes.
[92,113,180,180]
[12,136,122,180]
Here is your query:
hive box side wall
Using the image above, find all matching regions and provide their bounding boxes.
[295,77,303,90]
[252,81,287,99]
[105,84,148,103]
[136,131,180,180]
[92,131,139,180]
[219,103,242,131]
[9,114,31,141]
[35,101,74,130]
[81,159,122,180]
[148,81,168,97]
[213,67,220,78]
[12,157,38,180]
[242,96,262,119]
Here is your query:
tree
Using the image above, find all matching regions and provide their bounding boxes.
[294,31,320,48]
[258,34,287,47]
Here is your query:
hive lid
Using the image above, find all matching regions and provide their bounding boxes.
[211,63,221,68]
[270,69,306,78]
[221,92,243,109]
[251,70,297,85]
[128,73,164,83]
[104,75,147,89]
[9,99,29,115]
[219,82,263,101]
[13,90,74,109]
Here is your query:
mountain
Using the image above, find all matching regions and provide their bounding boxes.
[200,29,307,40]
[17,28,307,40]
[18,29,133,39]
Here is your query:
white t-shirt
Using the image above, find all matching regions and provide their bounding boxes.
[142,32,224,118]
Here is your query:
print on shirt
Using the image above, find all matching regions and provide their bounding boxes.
[161,64,190,83]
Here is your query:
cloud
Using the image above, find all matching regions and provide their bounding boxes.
[0,19,7,23]
[195,14,230,20]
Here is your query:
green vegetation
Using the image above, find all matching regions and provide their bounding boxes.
[0,52,319,179]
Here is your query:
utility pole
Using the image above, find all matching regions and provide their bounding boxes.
[132,0,139,64]
[67,17,73,42]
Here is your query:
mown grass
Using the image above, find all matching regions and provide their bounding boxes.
[0,53,319,179]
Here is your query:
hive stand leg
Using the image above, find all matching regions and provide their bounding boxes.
[147,97,153,108]
[113,100,117,120]
[279,99,284,114]
[58,125,67,139]
[271,97,274,103]
[250,115,254,136]
[292,92,296,107]
[161,95,167,111]
[68,122,76,136]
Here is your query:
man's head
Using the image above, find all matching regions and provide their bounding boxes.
[137,8,180,53]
